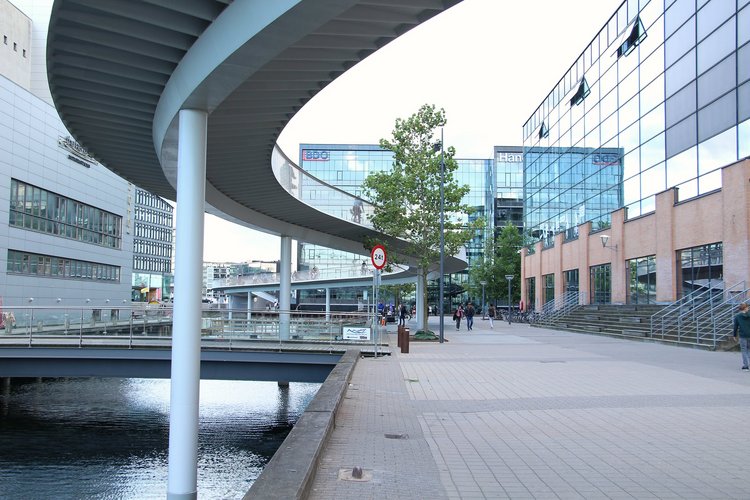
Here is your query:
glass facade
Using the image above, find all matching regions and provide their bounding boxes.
[494,147,524,234]
[523,0,749,241]
[590,263,612,304]
[543,273,555,305]
[628,255,656,303]
[7,250,121,282]
[297,144,514,306]
[9,179,122,249]
[564,268,580,293]
[677,242,723,298]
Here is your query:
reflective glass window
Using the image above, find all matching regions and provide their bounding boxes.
[628,255,657,304]
[741,82,750,122]
[666,48,696,97]
[601,112,619,144]
[738,6,749,46]
[641,10,664,59]
[698,90,737,142]
[698,170,721,194]
[619,68,640,104]
[641,162,666,197]
[698,55,735,108]
[666,81,696,128]
[619,95,640,130]
[666,113,697,158]
[739,43,750,86]
[666,145,697,187]
[640,44,664,87]
[641,75,665,116]
[697,17,735,74]
[619,120,640,154]
[665,0,695,37]
[600,87,618,119]
[623,148,640,180]
[665,16,695,68]
[739,119,750,158]
[698,126,737,175]
[698,0,734,41]
[641,132,666,169]
[641,103,665,147]
[600,65,618,99]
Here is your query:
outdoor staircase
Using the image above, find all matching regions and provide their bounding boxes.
[535,304,665,339]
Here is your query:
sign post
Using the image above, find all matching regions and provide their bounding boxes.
[371,245,386,357]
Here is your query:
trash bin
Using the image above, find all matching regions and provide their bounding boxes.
[401,327,409,354]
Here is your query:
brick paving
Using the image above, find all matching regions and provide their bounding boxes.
[308,317,750,499]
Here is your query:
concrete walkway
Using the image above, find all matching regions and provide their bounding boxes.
[308,316,750,499]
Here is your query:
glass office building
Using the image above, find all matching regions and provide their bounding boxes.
[521,0,750,309]
[298,144,510,306]
[522,0,749,236]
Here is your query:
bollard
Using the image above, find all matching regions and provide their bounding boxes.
[401,327,410,354]
[397,325,403,348]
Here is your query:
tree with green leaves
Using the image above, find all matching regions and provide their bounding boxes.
[362,104,483,333]
[467,223,523,311]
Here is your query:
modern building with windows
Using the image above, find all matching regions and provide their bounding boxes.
[521,0,750,309]
[131,187,174,302]
[298,143,517,308]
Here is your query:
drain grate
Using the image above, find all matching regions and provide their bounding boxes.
[385,433,408,440]
[539,360,566,363]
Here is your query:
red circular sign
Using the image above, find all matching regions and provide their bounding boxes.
[371,245,387,270]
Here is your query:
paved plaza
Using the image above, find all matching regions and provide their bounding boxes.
[308,316,750,499]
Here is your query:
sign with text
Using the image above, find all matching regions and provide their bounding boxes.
[342,326,371,341]
[371,245,386,270]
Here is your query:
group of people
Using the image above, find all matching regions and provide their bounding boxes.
[453,303,499,331]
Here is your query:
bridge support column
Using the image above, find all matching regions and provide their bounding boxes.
[247,292,252,319]
[416,271,425,331]
[325,287,331,321]
[279,236,291,340]
[167,108,206,500]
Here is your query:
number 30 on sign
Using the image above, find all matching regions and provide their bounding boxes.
[371,245,387,270]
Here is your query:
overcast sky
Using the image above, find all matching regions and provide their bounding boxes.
[203,0,623,262]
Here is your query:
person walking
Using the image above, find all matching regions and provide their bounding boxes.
[453,305,464,330]
[466,302,475,331]
[488,304,496,329]
[398,303,407,326]
[732,302,750,370]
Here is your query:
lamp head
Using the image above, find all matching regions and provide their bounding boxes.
[600,234,610,247]
[505,274,514,281]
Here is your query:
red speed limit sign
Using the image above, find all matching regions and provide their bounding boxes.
[371,244,387,270]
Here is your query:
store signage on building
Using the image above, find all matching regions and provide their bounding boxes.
[591,153,620,166]
[58,135,96,168]
[302,149,330,161]
[496,152,523,163]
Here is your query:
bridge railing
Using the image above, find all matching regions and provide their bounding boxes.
[0,305,379,349]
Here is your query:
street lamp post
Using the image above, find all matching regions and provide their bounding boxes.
[480,280,487,319]
[434,130,445,343]
[505,274,514,324]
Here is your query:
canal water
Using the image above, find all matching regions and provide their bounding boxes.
[0,377,320,499]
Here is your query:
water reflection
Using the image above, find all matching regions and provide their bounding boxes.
[0,378,319,499]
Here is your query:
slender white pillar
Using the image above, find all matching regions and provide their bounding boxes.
[247,292,253,321]
[325,287,331,321]
[416,271,425,331]
[167,109,207,500]
[279,236,291,339]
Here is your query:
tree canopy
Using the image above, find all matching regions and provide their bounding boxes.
[362,104,483,331]
[467,223,523,307]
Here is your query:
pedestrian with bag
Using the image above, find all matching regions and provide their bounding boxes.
[488,304,495,329]
[466,303,475,331]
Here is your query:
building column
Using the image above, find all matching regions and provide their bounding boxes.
[167,108,206,500]
[247,292,253,320]
[655,188,678,302]
[579,222,591,305]
[610,208,627,304]
[279,236,291,340]
[325,287,330,321]
[721,161,750,294]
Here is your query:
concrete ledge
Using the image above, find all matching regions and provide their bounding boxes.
[244,348,360,499]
